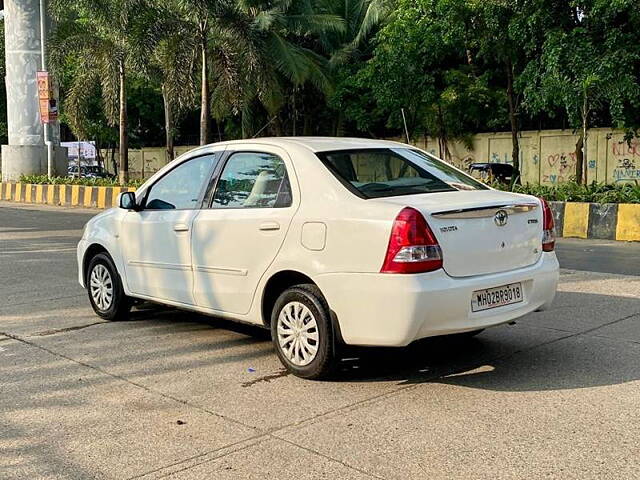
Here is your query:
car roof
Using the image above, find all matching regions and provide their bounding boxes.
[204,137,409,153]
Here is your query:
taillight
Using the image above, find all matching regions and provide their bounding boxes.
[540,198,555,252]
[381,207,443,273]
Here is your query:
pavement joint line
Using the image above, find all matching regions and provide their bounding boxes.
[522,312,640,339]
[28,321,108,337]
[270,434,386,480]
[130,431,384,480]
[438,311,640,379]
[572,311,640,337]
[589,333,640,346]
[0,247,78,255]
[0,330,264,434]
[1,293,85,310]
[126,436,272,480]
[266,374,446,439]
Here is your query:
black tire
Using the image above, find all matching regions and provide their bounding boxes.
[270,284,337,379]
[86,253,132,321]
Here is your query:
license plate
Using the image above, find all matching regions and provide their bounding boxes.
[471,282,523,312]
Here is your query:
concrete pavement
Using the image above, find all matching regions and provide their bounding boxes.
[1,202,639,479]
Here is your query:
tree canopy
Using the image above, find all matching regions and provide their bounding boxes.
[3,0,639,181]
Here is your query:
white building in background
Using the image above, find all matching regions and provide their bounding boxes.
[62,141,97,167]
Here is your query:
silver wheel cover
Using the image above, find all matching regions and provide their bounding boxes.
[277,301,319,366]
[90,264,114,311]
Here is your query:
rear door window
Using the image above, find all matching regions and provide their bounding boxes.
[211,152,292,208]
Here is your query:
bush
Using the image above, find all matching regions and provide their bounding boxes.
[493,181,640,204]
[19,174,143,188]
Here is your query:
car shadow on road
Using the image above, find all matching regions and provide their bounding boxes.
[130,291,640,394]
[331,292,640,391]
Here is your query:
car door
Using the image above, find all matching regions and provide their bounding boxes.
[191,146,298,315]
[120,152,220,305]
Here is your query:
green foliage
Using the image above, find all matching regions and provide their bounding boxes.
[6,0,635,171]
[0,22,7,145]
[19,175,143,188]
[494,181,640,204]
[336,0,508,146]
[519,0,640,132]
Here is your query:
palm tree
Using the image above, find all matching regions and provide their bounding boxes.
[318,0,389,64]
[228,0,346,137]
[50,0,157,183]
[148,4,199,161]
[174,0,247,145]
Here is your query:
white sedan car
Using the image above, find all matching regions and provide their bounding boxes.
[77,137,559,378]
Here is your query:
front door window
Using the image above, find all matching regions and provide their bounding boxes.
[145,154,217,210]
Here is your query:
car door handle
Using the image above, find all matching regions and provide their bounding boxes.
[173,223,189,232]
[259,222,280,231]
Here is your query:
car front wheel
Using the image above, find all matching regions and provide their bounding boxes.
[86,253,132,321]
[271,284,337,379]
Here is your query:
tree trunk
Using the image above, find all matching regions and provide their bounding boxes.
[95,142,103,169]
[118,61,128,184]
[335,111,344,136]
[505,58,520,178]
[436,104,450,161]
[199,31,210,145]
[110,146,117,176]
[162,84,175,163]
[303,115,312,135]
[575,96,589,185]
[581,96,588,184]
[575,134,584,185]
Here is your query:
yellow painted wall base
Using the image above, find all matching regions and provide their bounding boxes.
[616,204,640,242]
[562,203,590,238]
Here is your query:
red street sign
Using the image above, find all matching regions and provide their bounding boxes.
[36,71,58,124]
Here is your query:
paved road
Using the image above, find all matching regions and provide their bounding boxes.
[1,202,639,479]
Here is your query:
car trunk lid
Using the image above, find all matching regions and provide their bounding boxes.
[374,190,543,277]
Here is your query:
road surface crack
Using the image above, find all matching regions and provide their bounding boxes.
[29,321,107,337]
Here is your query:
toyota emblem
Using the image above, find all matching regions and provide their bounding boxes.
[494,209,508,227]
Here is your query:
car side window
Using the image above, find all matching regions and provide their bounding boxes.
[212,152,292,208]
[144,154,217,210]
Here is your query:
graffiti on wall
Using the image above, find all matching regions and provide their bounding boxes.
[611,139,640,183]
[542,151,577,184]
[490,152,512,164]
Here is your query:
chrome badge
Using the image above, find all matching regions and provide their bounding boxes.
[494,209,508,227]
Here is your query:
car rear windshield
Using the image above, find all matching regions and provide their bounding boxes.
[316,148,488,199]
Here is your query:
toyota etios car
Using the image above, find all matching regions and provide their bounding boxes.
[77,138,559,378]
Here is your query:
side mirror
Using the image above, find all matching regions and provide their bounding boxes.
[119,191,138,210]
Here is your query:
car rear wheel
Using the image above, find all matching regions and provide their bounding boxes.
[87,253,132,321]
[271,284,337,379]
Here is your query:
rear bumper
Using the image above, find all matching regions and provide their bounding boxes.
[316,252,559,346]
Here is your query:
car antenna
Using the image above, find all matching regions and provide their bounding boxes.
[252,116,278,138]
[401,108,410,144]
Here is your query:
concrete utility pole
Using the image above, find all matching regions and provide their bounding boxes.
[1,0,66,181]
[39,0,55,177]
